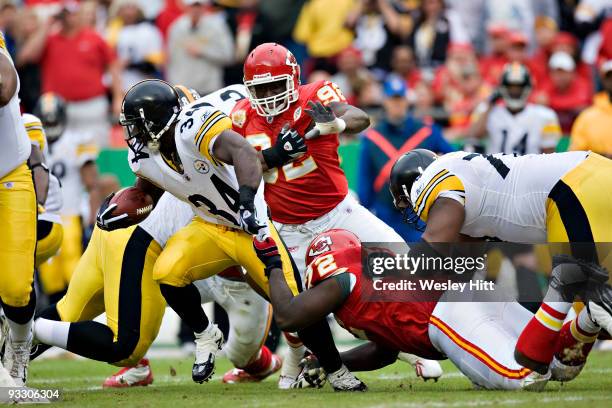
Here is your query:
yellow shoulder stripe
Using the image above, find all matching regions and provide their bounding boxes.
[414,169,449,210]
[194,111,224,147]
[25,122,46,151]
[76,144,99,156]
[417,175,465,222]
[195,113,232,165]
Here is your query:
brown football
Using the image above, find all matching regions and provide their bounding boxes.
[109,187,154,223]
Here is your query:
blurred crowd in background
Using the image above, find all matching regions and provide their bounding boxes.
[3,0,612,148]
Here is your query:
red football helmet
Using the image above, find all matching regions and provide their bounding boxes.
[305,229,361,289]
[243,42,300,117]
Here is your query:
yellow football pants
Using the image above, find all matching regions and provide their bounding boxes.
[154,217,301,298]
[56,225,166,366]
[38,215,83,294]
[0,163,37,307]
[546,152,612,282]
[36,221,63,269]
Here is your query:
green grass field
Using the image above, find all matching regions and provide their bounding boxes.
[26,351,612,407]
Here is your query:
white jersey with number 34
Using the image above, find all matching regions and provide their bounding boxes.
[128,85,268,229]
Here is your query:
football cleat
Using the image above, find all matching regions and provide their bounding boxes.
[327,365,367,392]
[520,370,551,391]
[222,354,282,384]
[398,352,443,381]
[278,375,297,390]
[549,356,584,382]
[192,324,224,383]
[103,358,153,388]
[2,331,32,386]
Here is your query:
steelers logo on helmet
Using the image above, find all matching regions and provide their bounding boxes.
[243,43,301,117]
[499,62,532,111]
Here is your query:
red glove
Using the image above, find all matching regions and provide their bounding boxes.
[253,235,282,276]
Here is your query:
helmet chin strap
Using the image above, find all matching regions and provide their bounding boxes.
[139,107,179,152]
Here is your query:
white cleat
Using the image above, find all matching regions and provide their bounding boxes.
[3,334,32,386]
[327,365,367,392]
[278,375,297,390]
[192,324,223,383]
[398,352,443,381]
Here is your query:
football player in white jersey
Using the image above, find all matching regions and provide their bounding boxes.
[388,149,612,381]
[22,114,65,302]
[0,32,42,397]
[34,93,100,299]
[33,191,281,387]
[96,80,353,388]
[470,63,562,155]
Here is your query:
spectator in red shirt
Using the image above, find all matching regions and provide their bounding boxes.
[19,1,122,146]
[479,23,509,86]
[549,31,592,85]
[533,51,593,133]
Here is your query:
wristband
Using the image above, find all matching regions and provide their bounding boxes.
[239,185,257,207]
[31,162,49,172]
[315,117,346,135]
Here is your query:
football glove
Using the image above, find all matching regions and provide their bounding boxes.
[290,355,327,389]
[238,185,266,235]
[305,100,346,135]
[262,124,307,168]
[96,193,131,231]
[253,235,282,276]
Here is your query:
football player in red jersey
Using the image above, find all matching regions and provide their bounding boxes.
[253,229,605,391]
[232,42,442,388]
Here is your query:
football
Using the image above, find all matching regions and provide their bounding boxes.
[109,186,154,223]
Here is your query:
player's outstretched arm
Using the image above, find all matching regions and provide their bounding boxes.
[253,237,347,332]
[0,52,17,106]
[306,100,370,137]
[340,342,399,372]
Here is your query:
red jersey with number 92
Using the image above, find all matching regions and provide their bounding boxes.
[307,246,442,360]
[231,80,349,224]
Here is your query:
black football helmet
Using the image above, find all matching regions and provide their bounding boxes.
[33,93,67,143]
[499,62,532,111]
[174,84,200,107]
[120,79,181,152]
[389,149,437,230]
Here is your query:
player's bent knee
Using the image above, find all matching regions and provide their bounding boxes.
[0,280,33,308]
[153,254,190,286]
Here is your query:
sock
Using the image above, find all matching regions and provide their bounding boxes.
[242,346,272,376]
[194,321,213,338]
[297,319,342,374]
[33,318,70,348]
[2,288,36,342]
[281,332,304,378]
[515,301,571,369]
[160,284,209,333]
[554,309,599,366]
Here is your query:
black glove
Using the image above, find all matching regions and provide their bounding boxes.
[305,100,346,135]
[238,185,266,235]
[262,124,307,168]
[253,235,282,276]
[96,193,131,231]
[291,354,327,389]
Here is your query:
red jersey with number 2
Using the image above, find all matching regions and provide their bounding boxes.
[307,246,443,360]
[231,80,349,224]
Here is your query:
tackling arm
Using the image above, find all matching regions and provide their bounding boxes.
[267,267,347,332]
[421,197,466,243]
